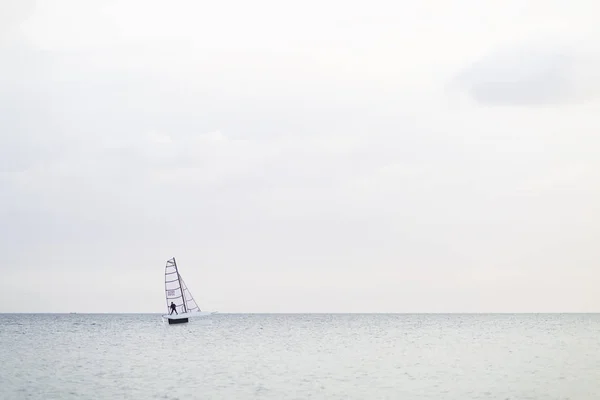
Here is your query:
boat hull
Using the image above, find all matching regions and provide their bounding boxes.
[162,311,217,324]
[168,317,188,324]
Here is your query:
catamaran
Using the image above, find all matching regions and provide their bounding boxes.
[162,257,216,324]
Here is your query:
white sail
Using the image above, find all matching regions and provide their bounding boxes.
[163,257,215,323]
[179,273,201,313]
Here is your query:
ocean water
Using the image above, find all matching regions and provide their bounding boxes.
[0,314,599,399]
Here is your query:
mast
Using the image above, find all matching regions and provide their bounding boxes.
[173,257,188,313]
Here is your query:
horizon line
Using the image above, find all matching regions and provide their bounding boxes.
[1,312,599,315]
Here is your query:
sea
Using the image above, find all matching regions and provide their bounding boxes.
[0,313,598,399]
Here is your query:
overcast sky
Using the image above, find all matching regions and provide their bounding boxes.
[1,0,599,313]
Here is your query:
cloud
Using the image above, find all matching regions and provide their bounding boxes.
[0,0,36,43]
[452,39,600,106]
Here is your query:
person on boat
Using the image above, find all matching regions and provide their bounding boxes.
[169,302,178,315]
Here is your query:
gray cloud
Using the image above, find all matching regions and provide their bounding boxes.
[0,0,36,41]
[453,41,600,106]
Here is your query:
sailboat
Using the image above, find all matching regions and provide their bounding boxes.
[162,257,216,324]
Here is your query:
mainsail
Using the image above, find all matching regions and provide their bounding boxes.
[164,257,201,315]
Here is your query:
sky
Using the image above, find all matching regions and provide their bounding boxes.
[1,0,599,313]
